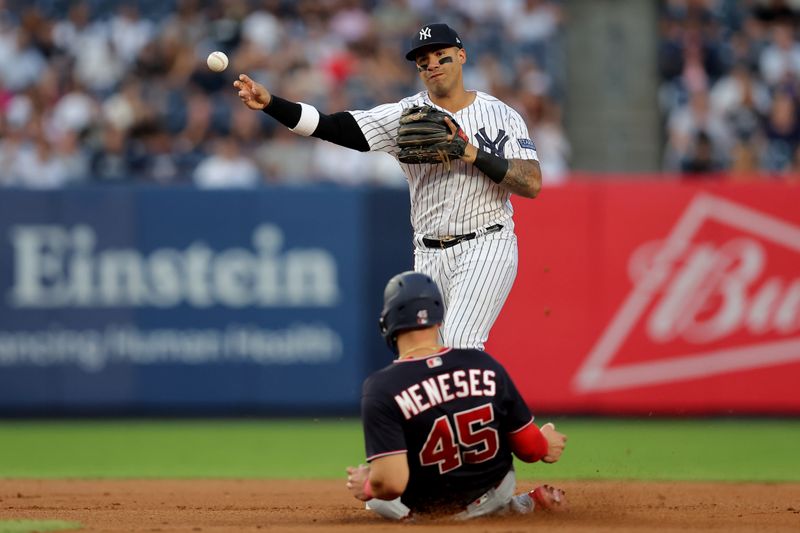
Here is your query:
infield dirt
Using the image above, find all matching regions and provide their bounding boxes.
[2,479,798,532]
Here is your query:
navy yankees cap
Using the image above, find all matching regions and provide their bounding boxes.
[405,23,463,61]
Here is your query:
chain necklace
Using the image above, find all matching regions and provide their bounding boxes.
[398,345,443,360]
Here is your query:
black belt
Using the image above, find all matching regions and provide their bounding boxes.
[422,224,503,249]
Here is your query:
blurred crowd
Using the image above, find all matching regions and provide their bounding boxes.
[0,0,568,189]
[660,0,800,178]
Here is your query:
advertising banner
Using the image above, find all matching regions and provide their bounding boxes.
[488,181,800,414]
[4,181,796,415]
[0,187,410,413]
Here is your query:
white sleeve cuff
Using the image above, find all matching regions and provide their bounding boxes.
[290,102,320,136]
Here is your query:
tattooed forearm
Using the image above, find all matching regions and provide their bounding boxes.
[500,159,542,198]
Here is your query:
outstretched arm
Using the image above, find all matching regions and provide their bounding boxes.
[233,74,370,152]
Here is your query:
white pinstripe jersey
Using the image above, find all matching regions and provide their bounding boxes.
[349,91,539,238]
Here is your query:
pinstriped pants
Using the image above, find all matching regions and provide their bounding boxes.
[413,228,518,350]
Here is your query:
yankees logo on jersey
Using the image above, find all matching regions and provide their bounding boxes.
[360,348,534,514]
[475,127,509,158]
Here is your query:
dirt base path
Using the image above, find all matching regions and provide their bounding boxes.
[2,479,799,532]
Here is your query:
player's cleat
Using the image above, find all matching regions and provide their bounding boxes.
[529,484,567,511]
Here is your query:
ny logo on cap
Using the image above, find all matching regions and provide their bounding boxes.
[419,27,432,40]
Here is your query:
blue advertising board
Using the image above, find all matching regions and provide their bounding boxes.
[0,186,411,414]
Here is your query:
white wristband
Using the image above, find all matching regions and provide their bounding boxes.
[290,102,320,136]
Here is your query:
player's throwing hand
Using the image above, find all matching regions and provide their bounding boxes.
[233,74,271,110]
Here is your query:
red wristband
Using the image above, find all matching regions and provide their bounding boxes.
[362,477,373,500]
[508,422,549,462]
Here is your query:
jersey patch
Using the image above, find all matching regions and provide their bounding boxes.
[426,357,443,368]
[518,138,536,151]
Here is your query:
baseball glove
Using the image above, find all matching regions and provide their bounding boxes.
[397,105,468,169]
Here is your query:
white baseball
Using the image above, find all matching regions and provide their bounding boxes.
[206,51,229,72]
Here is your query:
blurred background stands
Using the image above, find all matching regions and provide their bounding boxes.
[659,0,800,178]
[0,0,569,188]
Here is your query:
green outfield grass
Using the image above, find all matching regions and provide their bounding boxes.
[0,418,797,482]
[0,520,81,532]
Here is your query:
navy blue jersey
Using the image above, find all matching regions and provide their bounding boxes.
[361,348,533,514]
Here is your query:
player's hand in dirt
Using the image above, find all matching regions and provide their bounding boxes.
[345,464,371,501]
[540,422,567,463]
[234,74,271,110]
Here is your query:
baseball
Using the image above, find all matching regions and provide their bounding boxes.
[206,51,228,72]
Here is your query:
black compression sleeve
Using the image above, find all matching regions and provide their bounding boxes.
[262,95,301,128]
[261,95,370,152]
[473,149,509,184]
[312,111,370,152]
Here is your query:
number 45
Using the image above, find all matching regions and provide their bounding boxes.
[419,403,500,474]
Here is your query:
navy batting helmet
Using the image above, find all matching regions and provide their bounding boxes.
[379,271,444,354]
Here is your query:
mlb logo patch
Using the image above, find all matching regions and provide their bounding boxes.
[426,357,442,368]
[417,310,429,325]
[518,138,536,151]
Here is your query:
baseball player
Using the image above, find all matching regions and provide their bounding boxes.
[344,271,566,520]
[234,23,541,350]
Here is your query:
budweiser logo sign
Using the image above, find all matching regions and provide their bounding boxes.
[574,193,800,392]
